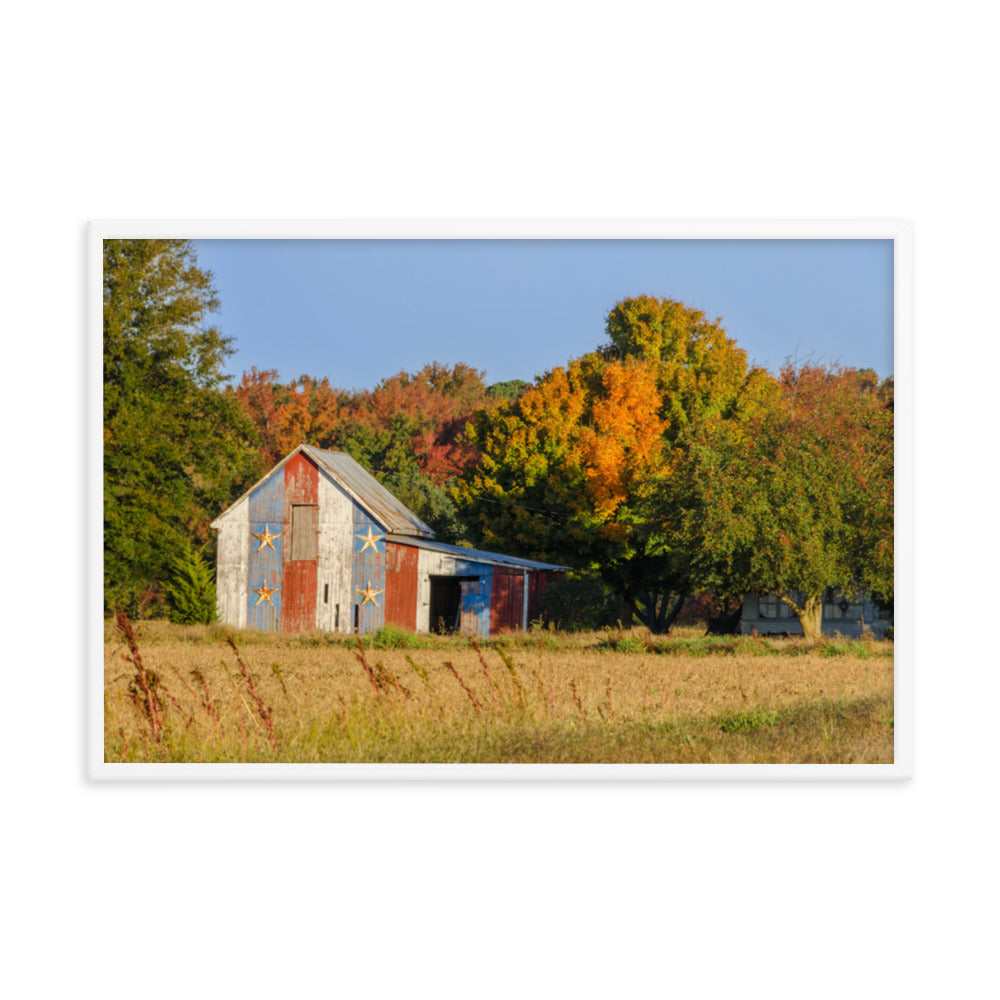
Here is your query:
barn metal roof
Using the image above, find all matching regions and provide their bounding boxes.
[386,534,569,572]
[301,446,435,537]
[211,444,435,537]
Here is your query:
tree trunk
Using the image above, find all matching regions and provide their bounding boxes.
[660,593,686,634]
[705,596,743,636]
[792,593,824,643]
[630,592,686,635]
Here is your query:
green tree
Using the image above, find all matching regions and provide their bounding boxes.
[456,297,751,633]
[486,379,530,401]
[104,239,260,614]
[164,544,217,625]
[677,364,894,642]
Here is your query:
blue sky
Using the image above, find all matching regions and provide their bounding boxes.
[193,239,894,390]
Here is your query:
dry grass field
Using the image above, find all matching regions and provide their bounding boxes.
[104,618,894,764]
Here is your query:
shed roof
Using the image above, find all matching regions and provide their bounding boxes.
[211,444,435,537]
[387,534,569,572]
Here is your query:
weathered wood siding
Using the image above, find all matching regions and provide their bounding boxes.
[351,505,387,635]
[456,559,492,637]
[416,548,455,632]
[490,568,525,633]
[246,472,284,630]
[315,470,356,633]
[215,496,249,628]
[280,453,319,632]
[384,542,418,631]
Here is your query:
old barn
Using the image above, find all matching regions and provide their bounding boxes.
[211,444,567,636]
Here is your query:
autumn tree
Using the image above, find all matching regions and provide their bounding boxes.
[456,297,751,632]
[234,361,491,544]
[235,367,345,466]
[104,239,260,614]
[457,350,687,631]
[676,363,894,642]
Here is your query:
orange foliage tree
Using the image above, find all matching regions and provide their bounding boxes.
[456,297,750,632]
[234,361,492,543]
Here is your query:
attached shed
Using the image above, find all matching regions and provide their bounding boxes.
[210,444,567,636]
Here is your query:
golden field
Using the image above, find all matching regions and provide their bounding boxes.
[104,620,894,764]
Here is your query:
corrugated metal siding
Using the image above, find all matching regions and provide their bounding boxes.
[280,453,318,632]
[247,472,284,630]
[384,542,418,631]
[490,568,525,633]
[351,504,387,635]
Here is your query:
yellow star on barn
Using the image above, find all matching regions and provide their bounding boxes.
[355,525,385,553]
[251,579,278,607]
[356,581,383,607]
[252,523,281,551]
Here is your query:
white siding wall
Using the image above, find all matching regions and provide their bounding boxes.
[740,593,891,638]
[315,471,359,633]
[415,549,457,632]
[215,497,249,628]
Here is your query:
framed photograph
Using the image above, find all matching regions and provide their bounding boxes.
[89,220,910,780]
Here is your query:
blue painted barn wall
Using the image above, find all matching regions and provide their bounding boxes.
[352,503,387,635]
[456,559,492,637]
[247,472,284,630]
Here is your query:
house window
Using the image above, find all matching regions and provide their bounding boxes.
[759,594,793,619]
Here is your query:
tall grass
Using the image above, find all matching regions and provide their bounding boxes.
[104,619,893,764]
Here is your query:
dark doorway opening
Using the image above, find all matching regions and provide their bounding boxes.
[429,575,477,633]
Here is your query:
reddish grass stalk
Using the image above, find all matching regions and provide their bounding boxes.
[226,636,278,751]
[190,669,221,728]
[236,706,248,760]
[443,661,483,718]
[380,661,411,699]
[569,680,586,720]
[354,638,384,699]
[604,676,615,722]
[470,639,502,711]
[495,646,527,706]
[115,611,163,742]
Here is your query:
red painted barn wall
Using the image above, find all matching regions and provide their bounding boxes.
[281,453,319,631]
[490,569,525,634]
[384,542,418,631]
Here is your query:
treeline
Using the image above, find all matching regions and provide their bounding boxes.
[104,240,893,640]
[231,363,523,546]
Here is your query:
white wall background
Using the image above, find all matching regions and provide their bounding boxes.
[3,2,995,997]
